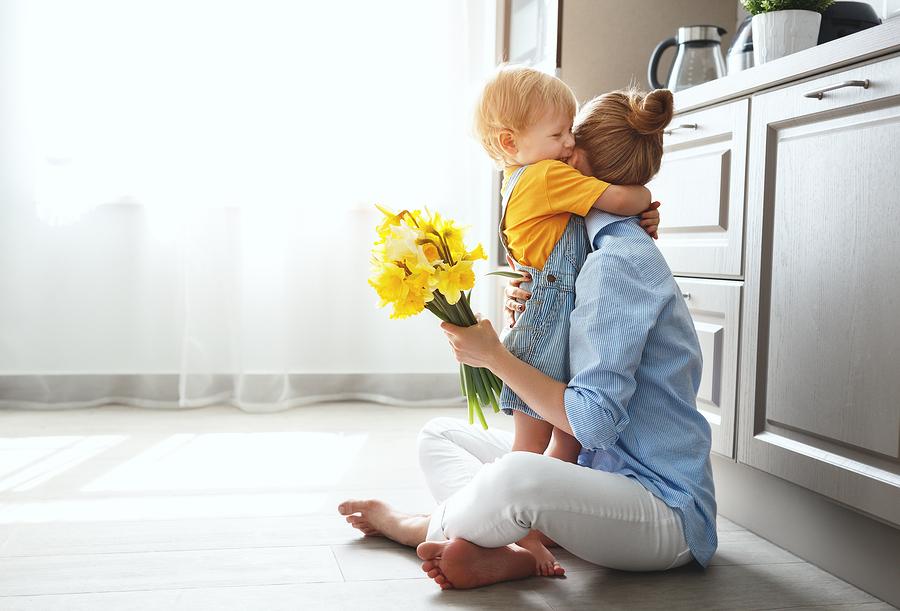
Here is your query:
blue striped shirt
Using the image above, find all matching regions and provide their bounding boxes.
[564,211,718,567]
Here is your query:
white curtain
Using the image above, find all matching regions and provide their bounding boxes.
[0,0,497,410]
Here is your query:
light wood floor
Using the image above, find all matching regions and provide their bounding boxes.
[0,403,894,610]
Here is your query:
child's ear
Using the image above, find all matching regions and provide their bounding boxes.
[498,130,517,156]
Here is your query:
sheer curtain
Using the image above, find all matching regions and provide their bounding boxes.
[0,0,497,410]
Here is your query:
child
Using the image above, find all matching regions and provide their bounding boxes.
[474,66,665,576]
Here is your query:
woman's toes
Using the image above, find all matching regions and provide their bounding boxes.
[421,560,436,572]
[434,574,447,585]
[426,568,440,578]
[552,563,565,577]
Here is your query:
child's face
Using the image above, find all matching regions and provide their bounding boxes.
[510,106,575,166]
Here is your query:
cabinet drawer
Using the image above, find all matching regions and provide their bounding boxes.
[649,99,749,278]
[756,51,900,123]
[675,277,742,459]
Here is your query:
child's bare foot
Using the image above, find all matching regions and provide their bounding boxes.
[337,499,429,548]
[517,531,565,576]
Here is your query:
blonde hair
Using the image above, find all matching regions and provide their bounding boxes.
[573,88,673,185]
[474,65,578,166]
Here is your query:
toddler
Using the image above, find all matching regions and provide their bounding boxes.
[474,66,665,575]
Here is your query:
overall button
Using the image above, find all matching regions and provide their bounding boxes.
[547,274,556,283]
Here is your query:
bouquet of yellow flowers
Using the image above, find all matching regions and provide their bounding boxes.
[368,204,502,429]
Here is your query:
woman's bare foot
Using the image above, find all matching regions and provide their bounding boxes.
[337,499,429,548]
[416,539,540,590]
[517,531,564,576]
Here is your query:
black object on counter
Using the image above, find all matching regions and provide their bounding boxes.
[818,1,881,44]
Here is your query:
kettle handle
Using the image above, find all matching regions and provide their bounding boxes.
[648,37,677,90]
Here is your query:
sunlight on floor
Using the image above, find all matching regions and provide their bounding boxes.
[0,431,368,524]
[0,435,127,492]
[0,492,336,524]
[83,432,368,492]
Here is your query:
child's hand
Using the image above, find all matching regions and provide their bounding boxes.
[639,201,661,240]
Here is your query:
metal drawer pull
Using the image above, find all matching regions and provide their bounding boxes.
[803,79,870,100]
[663,123,698,135]
[681,292,691,300]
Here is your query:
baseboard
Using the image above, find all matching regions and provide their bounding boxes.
[0,373,463,410]
[712,454,900,607]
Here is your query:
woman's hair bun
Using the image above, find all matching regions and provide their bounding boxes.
[625,88,673,136]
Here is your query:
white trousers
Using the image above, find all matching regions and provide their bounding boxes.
[418,417,693,571]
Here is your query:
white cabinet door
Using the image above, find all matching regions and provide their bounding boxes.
[675,278,742,459]
[739,53,900,527]
[649,98,749,278]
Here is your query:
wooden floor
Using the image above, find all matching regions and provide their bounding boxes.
[0,403,894,611]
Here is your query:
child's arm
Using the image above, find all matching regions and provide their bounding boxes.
[591,184,651,216]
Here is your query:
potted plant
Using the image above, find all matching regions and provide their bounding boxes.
[742,0,834,64]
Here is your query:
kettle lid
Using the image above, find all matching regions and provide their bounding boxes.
[677,25,727,44]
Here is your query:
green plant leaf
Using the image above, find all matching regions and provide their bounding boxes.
[741,0,834,15]
[485,270,525,279]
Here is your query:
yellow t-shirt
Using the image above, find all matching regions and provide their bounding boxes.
[502,159,610,269]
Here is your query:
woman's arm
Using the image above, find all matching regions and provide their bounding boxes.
[440,319,574,435]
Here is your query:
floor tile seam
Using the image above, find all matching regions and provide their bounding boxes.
[329,546,347,583]
[753,600,887,611]
[0,576,354,598]
[0,541,405,559]
[0,542,394,560]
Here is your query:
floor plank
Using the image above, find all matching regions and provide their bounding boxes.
[0,546,342,596]
[0,580,554,611]
[529,563,882,610]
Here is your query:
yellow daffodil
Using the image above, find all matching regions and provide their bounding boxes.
[435,260,475,305]
[368,263,407,307]
[421,241,442,263]
[463,243,487,262]
[375,204,406,241]
[435,217,468,262]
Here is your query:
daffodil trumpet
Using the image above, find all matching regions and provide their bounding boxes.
[369,205,501,429]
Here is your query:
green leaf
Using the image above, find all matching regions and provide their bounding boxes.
[741,0,833,14]
[485,270,526,279]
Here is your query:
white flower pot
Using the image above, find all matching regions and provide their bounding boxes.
[751,9,822,65]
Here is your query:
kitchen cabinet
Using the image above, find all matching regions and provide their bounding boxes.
[675,278,742,459]
[737,52,900,526]
[649,99,749,279]
[652,99,749,459]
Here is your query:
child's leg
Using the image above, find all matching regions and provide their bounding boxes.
[510,410,553,454]
[509,411,563,576]
[546,427,582,464]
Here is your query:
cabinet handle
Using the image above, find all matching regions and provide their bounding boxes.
[663,123,698,135]
[803,79,870,100]
[681,292,691,300]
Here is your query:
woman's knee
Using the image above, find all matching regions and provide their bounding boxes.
[417,417,464,466]
[484,451,549,501]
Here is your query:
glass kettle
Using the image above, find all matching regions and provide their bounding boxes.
[648,25,727,92]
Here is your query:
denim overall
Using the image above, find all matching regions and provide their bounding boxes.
[499,165,591,419]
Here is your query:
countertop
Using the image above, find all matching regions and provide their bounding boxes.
[673,18,900,113]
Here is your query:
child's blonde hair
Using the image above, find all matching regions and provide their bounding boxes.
[573,89,673,185]
[475,65,578,166]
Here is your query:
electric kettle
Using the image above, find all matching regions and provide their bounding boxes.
[648,25,727,91]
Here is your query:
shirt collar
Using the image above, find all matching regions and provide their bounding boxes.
[585,210,634,249]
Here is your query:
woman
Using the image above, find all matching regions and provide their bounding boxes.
[338,89,717,589]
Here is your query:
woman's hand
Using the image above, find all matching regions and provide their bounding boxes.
[504,255,532,329]
[640,201,661,239]
[441,317,504,370]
